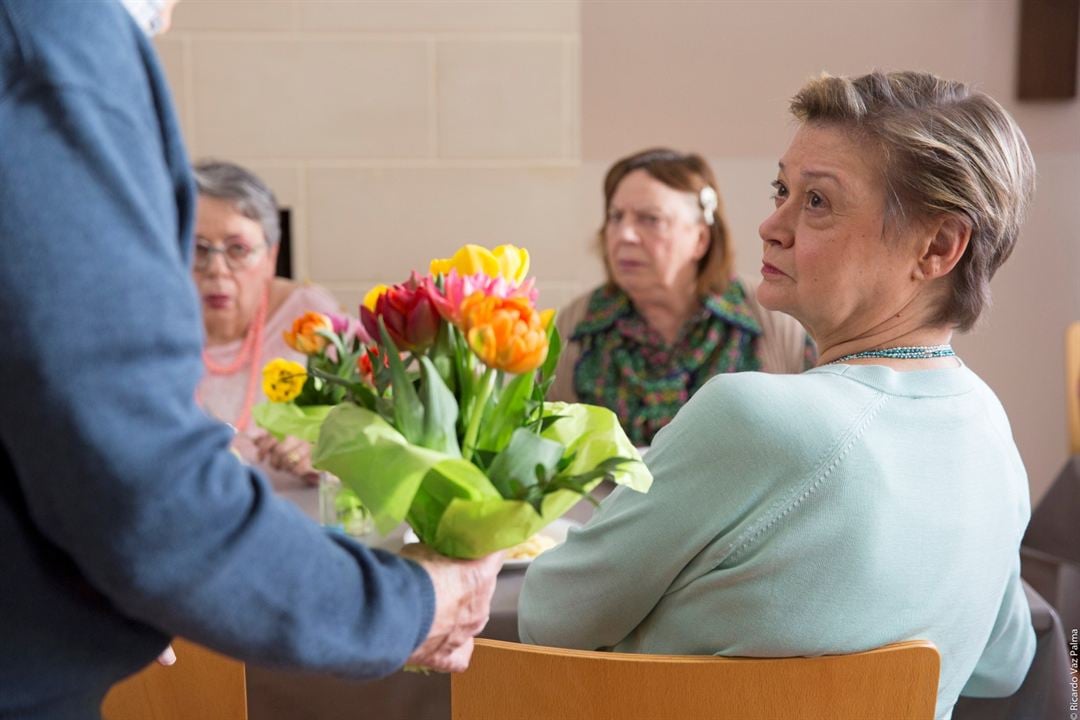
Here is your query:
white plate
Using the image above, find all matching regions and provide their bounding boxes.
[403,517,579,570]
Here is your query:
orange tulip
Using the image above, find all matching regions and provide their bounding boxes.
[459,293,549,375]
[283,311,333,355]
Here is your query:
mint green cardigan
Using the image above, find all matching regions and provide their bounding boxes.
[519,364,1035,720]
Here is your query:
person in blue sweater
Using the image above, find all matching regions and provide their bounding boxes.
[520,71,1037,720]
[0,1,500,717]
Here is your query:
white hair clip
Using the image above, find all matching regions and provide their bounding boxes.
[699,186,718,226]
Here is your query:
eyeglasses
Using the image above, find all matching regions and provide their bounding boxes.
[606,208,686,236]
[193,240,267,272]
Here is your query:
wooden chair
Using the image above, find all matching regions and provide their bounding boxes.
[451,638,940,720]
[101,638,247,720]
[1067,321,1080,455]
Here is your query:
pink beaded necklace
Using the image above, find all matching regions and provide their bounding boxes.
[200,288,269,432]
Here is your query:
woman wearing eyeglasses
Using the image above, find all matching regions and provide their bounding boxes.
[548,149,814,447]
[193,160,341,487]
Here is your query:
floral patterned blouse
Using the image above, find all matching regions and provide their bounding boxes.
[554,280,814,446]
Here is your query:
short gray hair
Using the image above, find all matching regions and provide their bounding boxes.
[790,70,1035,332]
[193,160,281,247]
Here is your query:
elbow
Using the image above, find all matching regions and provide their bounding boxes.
[964,632,1037,698]
[517,592,576,649]
[999,642,1036,697]
[517,597,600,651]
[966,669,1028,699]
[517,598,553,647]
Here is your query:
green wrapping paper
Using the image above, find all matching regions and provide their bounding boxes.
[250,403,334,444]
[309,401,652,558]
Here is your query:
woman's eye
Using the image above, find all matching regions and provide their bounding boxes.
[806,191,826,209]
[770,180,787,200]
[226,244,252,260]
[606,210,623,224]
[639,214,660,227]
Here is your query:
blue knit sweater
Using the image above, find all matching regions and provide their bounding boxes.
[0,2,432,716]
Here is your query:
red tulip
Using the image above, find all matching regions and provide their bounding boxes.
[356,346,391,384]
[360,271,441,353]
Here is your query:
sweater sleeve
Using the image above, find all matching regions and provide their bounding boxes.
[0,31,432,677]
[960,560,1036,697]
[518,373,816,649]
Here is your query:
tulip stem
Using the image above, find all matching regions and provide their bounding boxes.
[462,367,496,462]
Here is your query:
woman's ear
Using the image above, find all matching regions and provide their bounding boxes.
[694,225,711,261]
[914,216,970,281]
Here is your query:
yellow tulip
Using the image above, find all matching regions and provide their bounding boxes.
[460,293,548,375]
[262,358,307,402]
[430,244,530,283]
[491,244,530,283]
[362,284,389,312]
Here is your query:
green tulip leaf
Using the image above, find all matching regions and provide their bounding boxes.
[486,427,564,498]
[379,318,424,444]
[538,321,562,388]
[418,356,461,457]
[477,371,534,453]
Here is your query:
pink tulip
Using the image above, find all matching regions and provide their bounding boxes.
[423,270,538,327]
[328,311,371,345]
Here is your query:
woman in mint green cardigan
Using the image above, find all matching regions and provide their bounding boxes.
[519,71,1036,720]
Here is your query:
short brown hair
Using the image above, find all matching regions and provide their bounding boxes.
[790,71,1035,331]
[599,148,734,296]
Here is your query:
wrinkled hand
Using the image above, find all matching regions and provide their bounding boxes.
[400,545,504,673]
[252,431,320,486]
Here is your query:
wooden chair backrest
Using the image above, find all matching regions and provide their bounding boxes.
[101,638,247,720]
[451,638,940,720]
[1068,321,1080,455]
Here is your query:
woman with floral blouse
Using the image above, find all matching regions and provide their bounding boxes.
[549,148,813,446]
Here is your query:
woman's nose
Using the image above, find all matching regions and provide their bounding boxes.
[759,206,794,249]
[611,218,641,244]
[203,249,231,275]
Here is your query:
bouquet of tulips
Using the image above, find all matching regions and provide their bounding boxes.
[256,244,651,558]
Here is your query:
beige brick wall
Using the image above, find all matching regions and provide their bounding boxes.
[156,0,591,313]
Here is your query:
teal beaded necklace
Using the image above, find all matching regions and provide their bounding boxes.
[826,344,956,365]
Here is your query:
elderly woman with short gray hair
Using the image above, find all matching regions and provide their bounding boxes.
[521,71,1036,720]
[193,160,341,487]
